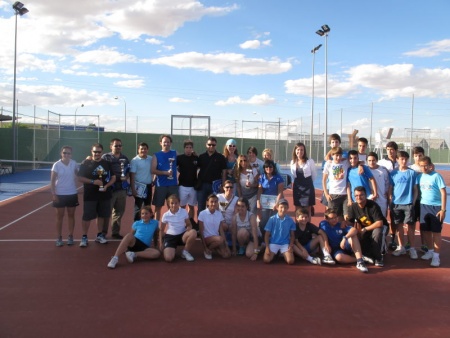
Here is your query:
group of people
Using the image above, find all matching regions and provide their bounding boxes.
[49,133,446,271]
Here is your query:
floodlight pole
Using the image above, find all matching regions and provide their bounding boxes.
[310,44,322,157]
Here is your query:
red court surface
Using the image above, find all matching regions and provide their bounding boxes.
[1,186,450,337]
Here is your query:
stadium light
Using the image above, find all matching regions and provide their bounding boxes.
[11,2,29,174]
[114,96,127,133]
[316,24,330,157]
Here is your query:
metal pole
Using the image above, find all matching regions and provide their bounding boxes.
[410,94,414,156]
[323,33,329,158]
[124,100,127,133]
[12,13,19,173]
[310,44,321,157]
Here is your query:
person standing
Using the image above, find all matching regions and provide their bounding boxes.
[102,138,129,239]
[290,142,316,215]
[151,135,179,222]
[50,146,79,246]
[177,139,198,220]
[130,142,153,221]
[78,143,116,247]
[223,139,239,184]
[196,137,227,213]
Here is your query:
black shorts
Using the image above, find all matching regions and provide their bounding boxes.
[128,237,149,252]
[82,199,112,221]
[164,232,185,249]
[419,204,443,233]
[53,194,79,208]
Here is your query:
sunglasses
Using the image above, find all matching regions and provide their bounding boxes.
[228,144,236,147]
[207,144,216,147]
[224,186,233,189]
[92,151,102,154]
[113,145,122,148]
[62,152,71,155]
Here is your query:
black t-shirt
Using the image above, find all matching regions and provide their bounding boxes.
[294,222,320,246]
[78,159,112,201]
[102,152,129,190]
[348,199,388,228]
[177,154,199,187]
[197,151,227,183]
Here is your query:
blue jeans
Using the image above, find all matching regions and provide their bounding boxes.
[196,182,213,215]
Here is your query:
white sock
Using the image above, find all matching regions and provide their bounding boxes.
[433,252,439,259]
[307,256,314,263]
[322,248,330,256]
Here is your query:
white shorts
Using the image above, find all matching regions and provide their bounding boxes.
[269,243,290,254]
[179,185,197,207]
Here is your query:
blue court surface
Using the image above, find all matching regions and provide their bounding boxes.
[0,169,51,202]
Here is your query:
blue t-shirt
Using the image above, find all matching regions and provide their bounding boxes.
[130,155,152,184]
[264,213,296,245]
[389,168,416,205]
[347,165,374,201]
[155,150,178,187]
[259,173,284,196]
[319,220,352,250]
[132,219,158,247]
[417,172,446,206]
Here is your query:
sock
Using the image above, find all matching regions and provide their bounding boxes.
[307,256,313,263]
[357,258,364,263]
[322,248,330,256]
[433,252,439,259]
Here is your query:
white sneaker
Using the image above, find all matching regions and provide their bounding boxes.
[409,248,418,260]
[107,256,118,269]
[362,256,374,264]
[430,256,440,267]
[181,250,194,262]
[125,251,136,263]
[310,257,321,265]
[323,255,336,265]
[421,251,433,260]
[204,251,213,260]
[79,236,88,247]
[356,261,368,273]
[95,234,108,244]
[392,246,406,256]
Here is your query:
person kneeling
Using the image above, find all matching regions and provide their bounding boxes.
[263,199,295,265]
[107,206,160,269]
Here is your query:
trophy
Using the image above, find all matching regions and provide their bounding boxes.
[246,169,252,187]
[97,168,105,191]
[119,159,127,181]
[168,158,175,180]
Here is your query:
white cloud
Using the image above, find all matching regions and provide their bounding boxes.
[262,39,271,47]
[114,79,145,88]
[62,69,140,79]
[146,38,164,45]
[74,46,138,65]
[149,52,292,75]
[169,97,192,103]
[215,94,276,106]
[404,39,450,57]
[240,40,260,49]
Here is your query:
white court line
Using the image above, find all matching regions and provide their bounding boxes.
[0,201,52,231]
[0,184,50,204]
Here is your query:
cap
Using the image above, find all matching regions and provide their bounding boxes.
[277,198,289,206]
[226,139,237,146]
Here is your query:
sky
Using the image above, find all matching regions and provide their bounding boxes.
[1,0,450,145]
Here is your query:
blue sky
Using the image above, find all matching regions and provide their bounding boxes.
[1,0,450,144]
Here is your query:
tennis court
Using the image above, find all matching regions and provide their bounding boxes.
[1,168,450,337]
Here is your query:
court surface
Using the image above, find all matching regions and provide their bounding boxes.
[1,175,450,337]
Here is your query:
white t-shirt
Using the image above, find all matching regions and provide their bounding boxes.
[198,208,224,238]
[162,208,189,235]
[217,193,238,225]
[323,160,350,195]
[51,159,78,195]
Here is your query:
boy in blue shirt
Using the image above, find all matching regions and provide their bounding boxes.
[389,151,418,259]
[263,199,296,265]
[320,208,369,273]
[417,157,446,267]
[346,150,378,204]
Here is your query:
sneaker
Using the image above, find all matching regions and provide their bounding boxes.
[375,258,384,267]
[112,233,123,240]
[79,236,88,247]
[181,250,195,262]
[356,261,368,273]
[392,246,406,256]
[388,241,397,251]
[56,238,64,247]
[67,235,74,246]
[204,251,213,260]
[238,246,246,256]
[421,251,433,260]
[311,257,321,265]
[405,242,411,251]
[125,251,136,263]
[409,248,418,260]
[323,255,336,265]
[362,256,374,264]
[430,256,440,267]
[420,245,429,253]
[107,256,118,269]
[95,233,108,244]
